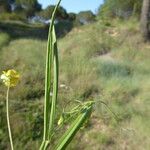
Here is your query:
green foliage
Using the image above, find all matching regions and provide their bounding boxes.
[39,1,94,149]
[38,5,68,20]
[0,21,47,39]
[15,0,41,17]
[54,101,94,150]
[55,20,73,37]
[76,11,96,24]
[0,12,26,21]
[0,0,11,13]
[40,2,60,148]
[15,0,41,10]
[16,0,39,7]
[98,0,142,19]
[0,33,10,49]
[68,13,76,21]
[0,12,150,150]
[97,61,132,78]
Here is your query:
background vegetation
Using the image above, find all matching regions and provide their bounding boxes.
[0,0,150,149]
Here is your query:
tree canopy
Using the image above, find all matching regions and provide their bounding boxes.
[15,0,41,17]
[76,11,96,24]
[0,0,11,13]
[38,5,68,20]
[98,0,142,18]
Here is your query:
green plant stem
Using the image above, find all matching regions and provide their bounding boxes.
[39,141,49,150]
[42,0,61,148]
[48,26,59,140]
[6,86,14,150]
[54,104,93,150]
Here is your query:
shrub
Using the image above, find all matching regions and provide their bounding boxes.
[76,11,96,25]
[0,12,26,21]
[98,0,142,19]
[0,33,10,50]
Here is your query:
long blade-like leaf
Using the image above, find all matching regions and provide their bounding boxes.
[54,104,93,150]
[40,0,61,149]
[48,25,59,139]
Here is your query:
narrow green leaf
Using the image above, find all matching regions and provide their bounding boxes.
[54,105,93,150]
[48,26,59,139]
[41,0,61,149]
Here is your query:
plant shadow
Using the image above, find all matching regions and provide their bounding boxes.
[0,20,74,40]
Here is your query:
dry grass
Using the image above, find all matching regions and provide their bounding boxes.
[0,18,150,149]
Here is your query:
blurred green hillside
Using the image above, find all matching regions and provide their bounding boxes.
[0,17,150,149]
[0,0,150,150]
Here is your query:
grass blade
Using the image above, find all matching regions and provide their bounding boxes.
[40,0,61,149]
[48,25,59,139]
[54,104,94,150]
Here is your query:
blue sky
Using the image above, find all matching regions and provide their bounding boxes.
[38,0,104,14]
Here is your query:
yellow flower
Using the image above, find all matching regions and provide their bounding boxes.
[57,115,64,126]
[0,69,20,87]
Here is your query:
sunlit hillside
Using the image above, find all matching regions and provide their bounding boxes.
[0,17,150,149]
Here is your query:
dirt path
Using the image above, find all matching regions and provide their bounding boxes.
[96,52,116,63]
